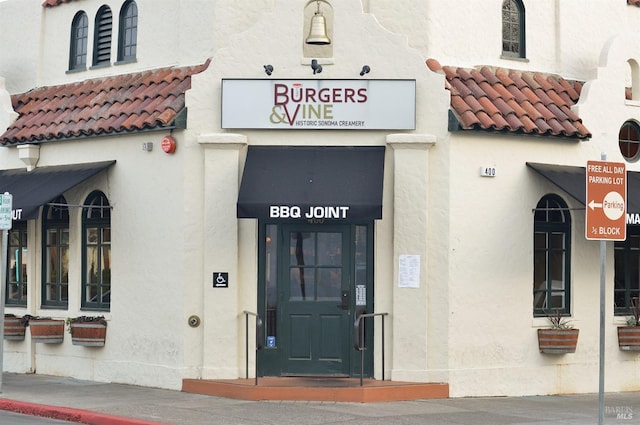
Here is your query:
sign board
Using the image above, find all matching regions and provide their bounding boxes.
[586,161,626,240]
[213,272,229,288]
[222,79,416,130]
[0,193,12,230]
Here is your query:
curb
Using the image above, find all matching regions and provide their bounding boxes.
[0,399,169,425]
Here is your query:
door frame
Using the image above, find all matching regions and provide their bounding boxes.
[256,221,374,378]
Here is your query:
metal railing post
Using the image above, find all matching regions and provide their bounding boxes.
[354,312,389,386]
[242,311,262,386]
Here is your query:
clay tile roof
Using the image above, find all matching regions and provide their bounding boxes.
[0,60,210,145]
[427,59,591,139]
[42,0,74,7]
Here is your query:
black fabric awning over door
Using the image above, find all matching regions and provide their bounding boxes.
[0,161,115,220]
[527,162,640,214]
[237,146,385,221]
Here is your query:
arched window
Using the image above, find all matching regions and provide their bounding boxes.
[42,196,69,308]
[533,194,571,316]
[82,191,111,310]
[619,120,640,162]
[6,221,27,306]
[502,0,526,59]
[118,0,138,62]
[69,11,88,70]
[93,5,113,67]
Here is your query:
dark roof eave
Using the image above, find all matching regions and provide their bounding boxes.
[447,109,591,141]
[1,108,188,147]
[1,123,182,147]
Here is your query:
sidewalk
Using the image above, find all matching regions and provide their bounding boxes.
[0,373,638,425]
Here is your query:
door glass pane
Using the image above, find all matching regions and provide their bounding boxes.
[265,225,278,344]
[290,232,315,266]
[317,267,341,301]
[290,267,314,301]
[317,232,341,265]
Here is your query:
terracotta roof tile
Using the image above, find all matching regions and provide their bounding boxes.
[42,0,74,7]
[1,60,209,145]
[428,60,591,139]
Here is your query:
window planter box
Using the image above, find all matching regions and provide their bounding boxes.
[29,318,65,344]
[537,328,579,354]
[617,326,640,351]
[3,314,27,341]
[68,317,107,347]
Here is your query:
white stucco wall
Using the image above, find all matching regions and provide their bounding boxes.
[1,0,640,397]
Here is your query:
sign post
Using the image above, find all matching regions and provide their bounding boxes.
[0,192,12,393]
[585,159,626,425]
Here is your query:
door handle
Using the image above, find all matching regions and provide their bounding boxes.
[338,290,350,310]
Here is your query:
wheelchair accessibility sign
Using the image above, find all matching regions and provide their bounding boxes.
[213,272,229,288]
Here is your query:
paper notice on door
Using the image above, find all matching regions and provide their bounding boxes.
[398,254,420,288]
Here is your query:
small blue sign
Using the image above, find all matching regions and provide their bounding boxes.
[266,336,276,348]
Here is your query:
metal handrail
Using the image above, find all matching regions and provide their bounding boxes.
[243,310,263,386]
[354,312,389,386]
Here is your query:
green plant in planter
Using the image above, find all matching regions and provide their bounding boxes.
[625,298,640,326]
[546,309,574,329]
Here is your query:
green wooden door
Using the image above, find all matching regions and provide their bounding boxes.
[279,225,351,376]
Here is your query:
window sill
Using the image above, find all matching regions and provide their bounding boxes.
[500,55,529,63]
[90,63,111,70]
[115,58,137,66]
[41,304,69,310]
[66,67,87,74]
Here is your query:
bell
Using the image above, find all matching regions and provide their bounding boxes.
[306,10,331,45]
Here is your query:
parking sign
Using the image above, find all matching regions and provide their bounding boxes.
[585,161,626,241]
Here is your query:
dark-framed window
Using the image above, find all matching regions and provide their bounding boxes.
[6,221,28,306]
[93,5,113,67]
[69,11,89,70]
[619,120,640,162]
[42,196,69,308]
[614,226,640,315]
[117,0,138,62]
[533,194,571,316]
[502,0,526,59]
[82,191,111,311]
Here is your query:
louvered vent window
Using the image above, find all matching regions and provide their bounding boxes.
[93,6,113,67]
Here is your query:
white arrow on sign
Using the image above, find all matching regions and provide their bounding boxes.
[588,200,602,210]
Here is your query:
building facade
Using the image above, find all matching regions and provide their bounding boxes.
[0,0,638,397]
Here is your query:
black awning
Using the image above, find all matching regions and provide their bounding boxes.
[237,146,385,221]
[0,161,115,220]
[527,162,640,214]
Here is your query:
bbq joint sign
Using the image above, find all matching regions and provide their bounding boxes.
[586,160,627,241]
[221,79,416,130]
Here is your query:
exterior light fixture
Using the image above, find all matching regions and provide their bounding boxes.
[305,1,331,45]
[360,65,370,76]
[311,59,323,75]
[263,64,273,76]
